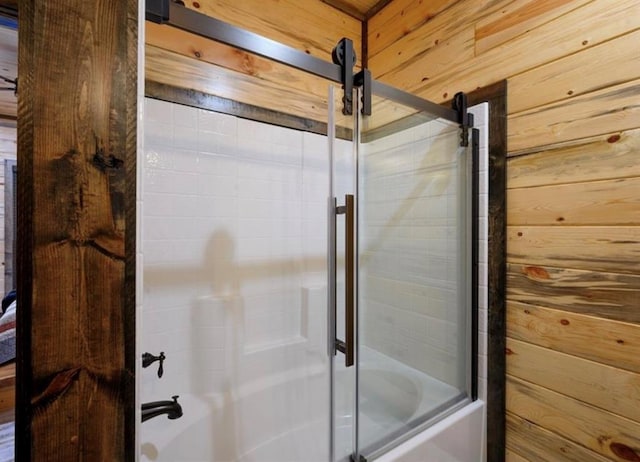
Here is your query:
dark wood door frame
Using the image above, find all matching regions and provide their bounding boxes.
[16,1,137,460]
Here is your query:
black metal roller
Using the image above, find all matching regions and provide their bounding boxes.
[332,45,344,66]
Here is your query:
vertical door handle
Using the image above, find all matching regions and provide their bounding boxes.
[336,194,355,367]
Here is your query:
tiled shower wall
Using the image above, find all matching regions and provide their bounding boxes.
[140,97,488,403]
[140,97,339,400]
[359,104,489,398]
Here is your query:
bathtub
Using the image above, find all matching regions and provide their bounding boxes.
[141,348,483,462]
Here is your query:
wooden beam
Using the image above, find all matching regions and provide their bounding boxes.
[17,0,137,460]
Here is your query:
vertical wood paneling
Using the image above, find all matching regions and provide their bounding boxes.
[17,0,137,460]
[369,0,640,459]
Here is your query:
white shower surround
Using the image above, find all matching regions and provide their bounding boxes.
[137,98,489,462]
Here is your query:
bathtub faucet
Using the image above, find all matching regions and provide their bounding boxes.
[141,395,183,423]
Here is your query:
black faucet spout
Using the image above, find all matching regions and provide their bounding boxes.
[141,395,183,423]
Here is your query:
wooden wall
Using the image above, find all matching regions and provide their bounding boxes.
[145,0,362,121]
[368,0,640,460]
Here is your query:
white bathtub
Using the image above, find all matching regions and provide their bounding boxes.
[141,349,484,462]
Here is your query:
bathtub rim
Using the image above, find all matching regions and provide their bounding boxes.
[371,399,485,462]
[361,395,473,461]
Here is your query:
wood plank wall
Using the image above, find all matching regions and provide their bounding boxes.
[17,0,137,460]
[145,0,362,122]
[368,0,640,460]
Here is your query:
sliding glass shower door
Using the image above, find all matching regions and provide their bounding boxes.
[329,88,474,461]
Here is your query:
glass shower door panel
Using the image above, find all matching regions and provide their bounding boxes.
[357,96,471,457]
[329,85,358,462]
[141,80,334,460]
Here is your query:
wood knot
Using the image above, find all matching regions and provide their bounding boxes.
[607,134,621,143]
[582,40,589,46]
[517,231,523,236]
[610,442,640,461]
[70,435,79,445]
[92,148,123,172]
[556,216,565,222]
[560,319,570,326]
[567,90,574,95]
[505,348,514,355]
[192,1,200,7]
[443,92,448,98]
[524,309,530,314]
[524,266,550,279]
[617,339,625,345]
[194,50,202,58]
[422,77,429,82]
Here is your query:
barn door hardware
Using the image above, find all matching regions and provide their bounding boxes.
[331,38,356,115]
[354,69,372,116]
[453,92,474,147]
[331,39,373,116]
[146,0,170,23]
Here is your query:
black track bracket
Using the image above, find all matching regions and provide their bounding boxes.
[146,0,170,23]
[453,92,474,147]
[354,69,372,116]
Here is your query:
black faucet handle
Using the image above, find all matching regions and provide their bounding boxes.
[142,351,166,378]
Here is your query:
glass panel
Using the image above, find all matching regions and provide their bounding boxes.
[139,81,333,461]
[329,86,358,462]
[356,93,471,457]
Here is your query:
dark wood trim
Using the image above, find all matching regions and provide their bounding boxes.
[364,0,394,20]
[146,80,353,140]
[321,0,365,20]
[466,80,507,462]
[361,18,368,68]
[17,0,137,460]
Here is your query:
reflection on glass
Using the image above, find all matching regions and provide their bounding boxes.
[357,98,471,455]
